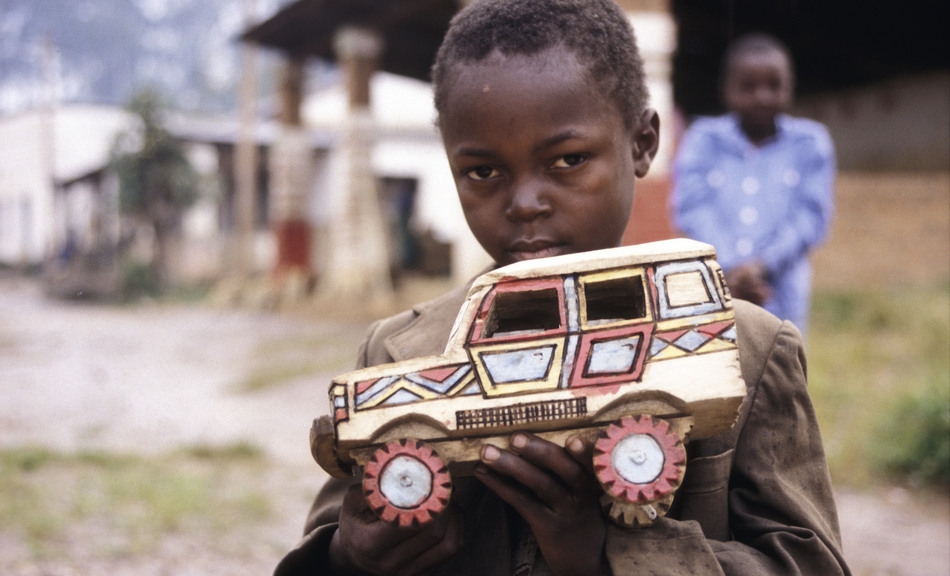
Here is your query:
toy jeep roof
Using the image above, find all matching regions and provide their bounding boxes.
[311,238,746,528]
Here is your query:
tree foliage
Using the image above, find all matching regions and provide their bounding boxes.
[109,88,199,287]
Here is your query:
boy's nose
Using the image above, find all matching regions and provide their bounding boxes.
[505,178,553,222]
[753,86,776,105]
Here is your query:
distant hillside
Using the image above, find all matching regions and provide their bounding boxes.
[0,0,293,114]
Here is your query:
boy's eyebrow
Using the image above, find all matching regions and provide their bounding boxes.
[534,129,586,153]
[451,130,589,158]
[451,145,493,158]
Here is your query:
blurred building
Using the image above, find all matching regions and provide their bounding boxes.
[0,105,130,271]
[240,0,679,289]
[2,0,944,296]
[670,0,950,171]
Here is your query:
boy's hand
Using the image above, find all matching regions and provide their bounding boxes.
[476,433,611,576]
[329,483,463,576]
[725,261,772,305]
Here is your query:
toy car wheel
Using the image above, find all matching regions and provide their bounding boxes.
[600,491,676,529]
[362,439,452,527]
[593,415,685,505]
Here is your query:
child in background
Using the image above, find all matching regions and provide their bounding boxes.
[671,33,836,337]
[276,3,848,575]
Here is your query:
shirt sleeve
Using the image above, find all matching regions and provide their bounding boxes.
[758,125,836,274]
[603,313,849,575]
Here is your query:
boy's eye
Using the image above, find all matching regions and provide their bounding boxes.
[551,154,587,169]
[465,165,500,181]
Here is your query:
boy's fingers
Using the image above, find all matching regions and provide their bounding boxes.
[508,433,596,493]
[393,501,465,573]
[475,457,548,517]
[340,485,463,575]
[478,434,590,507]
[565,434,596,474]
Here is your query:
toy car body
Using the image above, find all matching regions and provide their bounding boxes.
[311,238,746,527]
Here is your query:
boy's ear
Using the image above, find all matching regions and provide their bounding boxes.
[632,109,660,178]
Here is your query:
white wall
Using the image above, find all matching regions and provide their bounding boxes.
[0,112,54,264]
[303,72,491,283]
[0,105,131,265]
[630,11,677,176]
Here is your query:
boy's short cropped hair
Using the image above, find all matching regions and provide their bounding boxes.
[720,32,795,86]
[431,0,648,130]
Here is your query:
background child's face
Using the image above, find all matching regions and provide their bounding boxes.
[439,46,643,267]
[723,49,793,138]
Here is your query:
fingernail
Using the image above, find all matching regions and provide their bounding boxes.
[510,434,527,450]
[481,445,500,462]
[568,437,584,454]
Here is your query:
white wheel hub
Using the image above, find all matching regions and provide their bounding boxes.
[611,433,664,484]
[379,455,433,508]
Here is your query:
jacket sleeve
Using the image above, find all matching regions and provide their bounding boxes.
[273,476,357,575]
[758,125,836,274]
[670,123,739,268]
[602,307,849,575]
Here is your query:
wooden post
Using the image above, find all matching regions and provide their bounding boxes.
[234,7,259,277]
[270,53,312,278]
[318,26,394,308]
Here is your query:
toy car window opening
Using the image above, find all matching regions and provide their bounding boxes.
[583,274,648,326]
[483,288,562,339]
[654,261,723,319]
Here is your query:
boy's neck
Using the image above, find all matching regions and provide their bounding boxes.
[739,118,778,146]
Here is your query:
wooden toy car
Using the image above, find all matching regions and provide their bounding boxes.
[311,238,746,528]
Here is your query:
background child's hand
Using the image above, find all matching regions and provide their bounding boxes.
[329,483,464,576]
[725,261,772,305]
[475,433,611,576]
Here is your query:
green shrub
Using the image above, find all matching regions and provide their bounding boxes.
[121,259,161,300]
[808,283,949,488]
[872,378,950,486]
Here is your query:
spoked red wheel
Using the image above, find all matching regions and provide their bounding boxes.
[593,415,685,505]
[362,439,452,528]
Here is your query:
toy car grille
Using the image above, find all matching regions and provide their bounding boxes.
[456,398,587,430]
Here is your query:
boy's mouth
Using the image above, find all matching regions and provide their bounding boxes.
[507,240,564,262]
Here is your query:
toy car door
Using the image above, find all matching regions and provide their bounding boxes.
[570,267,654,388]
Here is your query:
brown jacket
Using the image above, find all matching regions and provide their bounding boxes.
[276,285,849,575]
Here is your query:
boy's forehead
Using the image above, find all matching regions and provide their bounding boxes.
[729,49,791,76]
[439,47,627,141]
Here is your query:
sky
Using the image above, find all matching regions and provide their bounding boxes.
[0,0,292,114]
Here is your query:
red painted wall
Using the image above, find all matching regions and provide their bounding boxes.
[623,176,678,246]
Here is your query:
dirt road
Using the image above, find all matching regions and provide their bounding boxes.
[1,276,947,575]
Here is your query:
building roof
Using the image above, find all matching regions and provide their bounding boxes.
[241,0,457,81]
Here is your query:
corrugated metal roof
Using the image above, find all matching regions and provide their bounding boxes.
[241,0,458,81]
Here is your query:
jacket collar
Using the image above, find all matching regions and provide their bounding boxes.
[384,281,474,362]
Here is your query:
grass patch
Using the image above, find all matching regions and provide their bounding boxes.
[872,377,949,485]
[239,330,364,392]
[808,281,950,489]
[0,442,271,559]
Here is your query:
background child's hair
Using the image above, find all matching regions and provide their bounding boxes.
[431,0,648,131]
[719,33,796,88]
